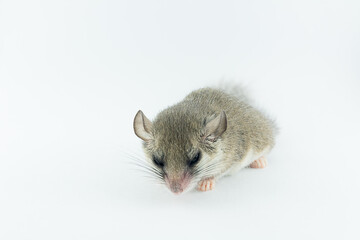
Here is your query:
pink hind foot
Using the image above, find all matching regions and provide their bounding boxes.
[250,156,268,168]
[197,177,215,192]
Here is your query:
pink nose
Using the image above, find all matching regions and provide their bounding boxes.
[170,181,184,194]
[165,175,191,194]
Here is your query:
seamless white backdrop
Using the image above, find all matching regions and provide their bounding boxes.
[1,1,360,239]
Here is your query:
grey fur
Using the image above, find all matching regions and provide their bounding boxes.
[133,86,277,191]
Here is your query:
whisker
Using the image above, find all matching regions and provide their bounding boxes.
[123,151,165,182]
[192,159,234,178]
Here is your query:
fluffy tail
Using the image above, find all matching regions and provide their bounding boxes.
[216,81,253,104]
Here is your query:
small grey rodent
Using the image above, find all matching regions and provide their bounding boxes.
[133,86,277,194]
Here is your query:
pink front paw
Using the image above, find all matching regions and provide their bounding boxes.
[197,177,215,192]
[250,156,268,168]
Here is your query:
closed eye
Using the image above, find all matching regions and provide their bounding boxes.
[152,156,165,168]
[188,152,201,167]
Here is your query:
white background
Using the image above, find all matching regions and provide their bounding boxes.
[1,0,360,239]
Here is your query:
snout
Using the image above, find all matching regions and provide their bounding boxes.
[169,181,184,194]
[165,174,191,194]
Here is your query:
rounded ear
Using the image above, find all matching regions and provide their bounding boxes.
[133,110,153,141]
[202,111,227,142]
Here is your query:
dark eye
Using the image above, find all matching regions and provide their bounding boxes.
[152,156,165,168]
[188,152,201,167]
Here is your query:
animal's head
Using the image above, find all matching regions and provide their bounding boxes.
[133,110,227,194]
